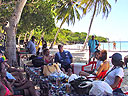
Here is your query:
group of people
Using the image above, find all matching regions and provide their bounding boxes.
[86,35,124,91]
[0,51,39,96]
[79,50,124,90]
[26,36,73,75]
[12,35,125,95]
[26,36,47,55]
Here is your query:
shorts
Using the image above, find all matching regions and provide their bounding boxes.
[61,64,72,72]
[89,52,95,59]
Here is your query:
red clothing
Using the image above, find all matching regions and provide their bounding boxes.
[1,83,12,96]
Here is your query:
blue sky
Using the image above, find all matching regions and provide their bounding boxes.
[56,0,128,41]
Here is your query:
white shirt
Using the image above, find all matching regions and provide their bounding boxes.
[96,60,103,70]
[105,66,124,86]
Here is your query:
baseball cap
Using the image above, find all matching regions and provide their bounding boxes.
[92,35,95,37]
[109,53,122,61]
[31,36,36,39]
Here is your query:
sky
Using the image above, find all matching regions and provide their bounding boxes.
[56,0,128,41]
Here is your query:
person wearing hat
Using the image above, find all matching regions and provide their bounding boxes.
[88,35,99,62]
[104,53,124,89]
[27,36,36,54]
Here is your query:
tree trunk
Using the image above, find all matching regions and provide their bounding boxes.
[28,29,34,41]
[38,31,45,46]
[49,23,63,49]
[6,0,27,66]
[0,0,1,5]
[41,31,45,37]
[24,32,28,42]
[81,0,98,51]
[18,34,21,47]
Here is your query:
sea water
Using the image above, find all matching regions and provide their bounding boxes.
[61,41,128,51]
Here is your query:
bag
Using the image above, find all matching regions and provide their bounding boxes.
[113,88,125,94]
[32,57,45,67]
[40,83,49,96]
[89,81,113,96]
[43,63,60,76]
[69,77,92,95]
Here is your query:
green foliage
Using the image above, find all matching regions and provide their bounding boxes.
[0,0,108,44]
[18,0,55,35]
[53,0,82,26]
[78,0,112,18]
[43,27,107,44]
[0,0,55,38]
[0,1,15,26]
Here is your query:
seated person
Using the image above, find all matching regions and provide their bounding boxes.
[84,50,103,74]
[124,55,128,69]
[95,50,103,70]
[0,57,37,96]
[0,61,14,95]
[54,44,73,76]
[0,56,24,81]
[43,48,54,64]
[0,81,13,96]
[104,53,124,89]
[79,50,110,80]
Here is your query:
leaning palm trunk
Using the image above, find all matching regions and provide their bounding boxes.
[18,34,21,47]
[49,23,63,49]
[36,32,45,50]
[24,32,28,42]
[81,0,98,51]
[28,29,34,41]
[6,0,27,66]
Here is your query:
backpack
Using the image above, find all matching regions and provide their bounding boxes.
[95,40,99,46]
[69,77,92,95]
[29,55,45,67]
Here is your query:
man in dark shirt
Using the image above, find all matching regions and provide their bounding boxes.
[55,44,73,74]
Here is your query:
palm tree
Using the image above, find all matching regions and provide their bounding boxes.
[49,0,82,48]
[79,0,117,51]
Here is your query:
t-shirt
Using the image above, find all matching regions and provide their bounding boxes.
[6,72,16,80]
[27,40,36,54]
[88,39,99,53]
[104,66,124,86]
[54,50,72,65]
[96,60,103,70]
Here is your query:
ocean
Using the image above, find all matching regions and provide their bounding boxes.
[100,41,128,51]
[61,41,128,52]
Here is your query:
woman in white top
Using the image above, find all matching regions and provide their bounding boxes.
[105,53,124,89]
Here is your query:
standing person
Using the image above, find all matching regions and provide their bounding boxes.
[41,37,47,49]
[113,41,116,50]
[88,35,99,62]
[27,36,36,55]
[104,53,124,90]
[54,44,73,75]
[38,37,47,56]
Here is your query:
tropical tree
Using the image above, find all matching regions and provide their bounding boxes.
[79,0,117,51]
[1,0,55,66]
[4,0,27,66]
[49,0,82,48]
[18,0,55,38]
